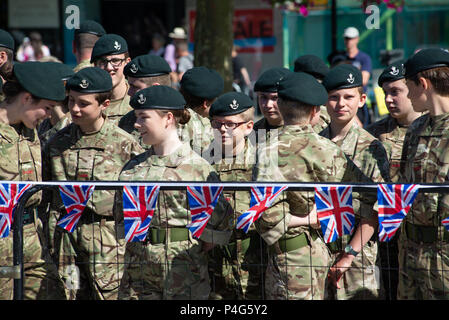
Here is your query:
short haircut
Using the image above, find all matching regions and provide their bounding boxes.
[141,74,171,87]
[278,98,315,125]
[233,106,255,122]
[74,33,100,51]
[410,66,449,97]
[95,91,112,105]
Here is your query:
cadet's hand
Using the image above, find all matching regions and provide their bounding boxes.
[327,253,354,289]
[201,241,215,253]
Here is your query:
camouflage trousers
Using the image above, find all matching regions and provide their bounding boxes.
[326,239,384,300]
[208,230,268,300]
[397,237,449,300]
[0,219,66,300]
[118,238,210,300]
[265,232,331,300]
[53,216,126,300]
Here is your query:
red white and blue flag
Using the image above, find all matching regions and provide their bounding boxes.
[377,184,419,242]
[123,185,160,242]
[186,186,224,239]
[442,217,449,231]
[236,186,288,233]
[0,183,32,238]
[57,184,95,233]
[315,186,355,243]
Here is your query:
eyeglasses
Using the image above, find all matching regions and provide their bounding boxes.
[96,58,126,68]
[211,120,247,130]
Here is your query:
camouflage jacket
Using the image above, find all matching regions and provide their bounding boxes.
[178,108,214,157]
[117,142,233,245]
[38,113,72,149]
[253,124,370,245]
[400,112,449,226]
[73,59,93,73]
[0,122,42,206]
[366,115,409,182]
[313,106,331,134]
[105,83,133,126]
[43,117,144,217]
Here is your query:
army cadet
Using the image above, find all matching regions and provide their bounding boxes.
[366,60,421,299]
[73,20,106,73]
[0,61,67,299]
[204,92,267,300]
[42,67,144,300]
[116,85,232,300]
[398,48,449,299]
[253,71,368,300]
[118,54,172,146]
[0,29,15,101]
[293,54,331,132]
[178,66,224,157]
[91,34,132,125]
[321,64,390,300]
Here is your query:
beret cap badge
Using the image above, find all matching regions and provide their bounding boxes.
[114,41,121,51]
[347,73,355,84]
[130,64,138,73]
[137,93,146,105]
[79,79,89,89]
[390,66,400,76]
[229,99,239,110]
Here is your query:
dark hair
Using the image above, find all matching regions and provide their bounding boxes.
[179,87,214,109]
[156,108,191,125]
[2,80,41,104]
[410,66,449,97]
[95,91,112,105]
[141,74,171,87]
[0,47,14,79]
[29,32,44,60]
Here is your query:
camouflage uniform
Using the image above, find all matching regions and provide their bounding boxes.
[313,106,331,133]
[104,82,133,126]
[42,117,144,300]
[320,122,389,300]
[398,113,449,299]
[206,138,268,300]
[254,124,369,300]
[116,142,233,300]
[38,113,72,149]
[0,122,66,300]
[178,108,214,157]
[73,59,93,73]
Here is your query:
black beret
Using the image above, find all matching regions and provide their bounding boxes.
[67,67,112,93]
[75,20,106,36]
[130,85,186,110]
[0,29,14,50]
[209,92,254,117]
[277,71,328,106]
[404,48,449,78]
[91,34,128,62]
[378,60,406,87]
[294,54,329,79]
[254,67,291,93]
[13,62,65,101]
[124,54,171,78]
[323,64,363,92]
[43,62,75,81]
[180,66,224,99]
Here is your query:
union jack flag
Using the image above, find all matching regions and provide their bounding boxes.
[186,186,224,239]
[0,183,32,238]
[123,185,160,242]
[236,186,288,233]
[377,184,419,242]
[57,185,95,233]
[315,186,355,243]
[442,217,449,231]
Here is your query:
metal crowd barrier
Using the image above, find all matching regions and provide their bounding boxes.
[7,181,449,300]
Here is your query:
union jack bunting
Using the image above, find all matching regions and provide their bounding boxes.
[236,186,288,233]
[186,186,224,239]
[442,217,449,231]
[57,185,95,233]
[0,183,32,238]
[315,186,355,243]
[123,185,160,242]
[377,184,419,242]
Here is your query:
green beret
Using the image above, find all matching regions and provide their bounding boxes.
[0,29,14,50]
[90,34,128,62]
[209,92,254,117]
[254,67,291,93]
[378,60,405,87]
[130,85,186,110]
[43,62,75,81]
[278,71,328,106]
[404,48,449,78]
[75,20,106,36]
[323,64,363,92]
[13,62,65,101]
[67,67,112,93]
[180,66,224,99]
[294,55,329,79]
[124,54,171,78]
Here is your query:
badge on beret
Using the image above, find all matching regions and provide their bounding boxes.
[229,99,239,110]
[390,66,400,76]
[79,79,89,89]
[130,64,138,74]
[347,73,355,84]
[114,41,121,51]
[137,93,146,105]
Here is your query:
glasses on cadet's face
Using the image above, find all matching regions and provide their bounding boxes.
[96,58,126,68]
[211,120,247,130]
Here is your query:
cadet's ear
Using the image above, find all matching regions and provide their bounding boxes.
[358,93,367,108]
[418,76,431,91]
[101,99,110,111]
